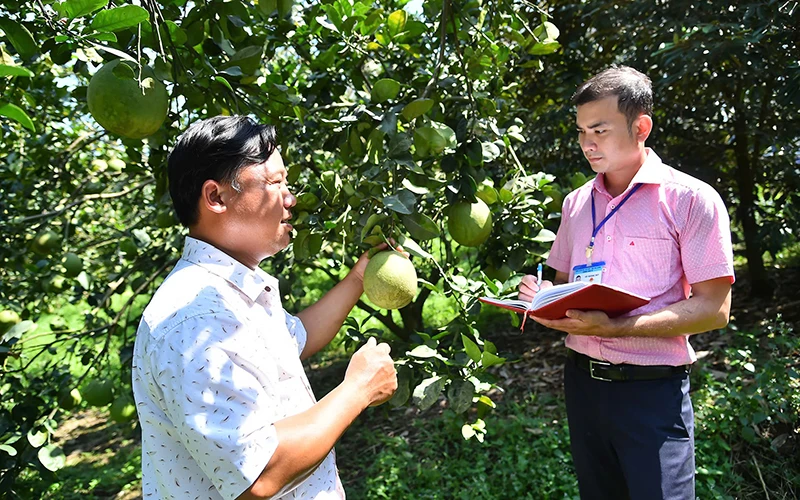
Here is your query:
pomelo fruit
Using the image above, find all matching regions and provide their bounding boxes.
[447,199,493,247]
[0,310,21,335]
[57,388,82,411]
[109,395,136,423]
[363,251,418,310]
[83,379,114,407]
[32,230,61,256]
[87,60,168,139]
[62,252,83,278]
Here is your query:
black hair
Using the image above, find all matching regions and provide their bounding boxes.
[571,65,653,133]
[167,115,278,226]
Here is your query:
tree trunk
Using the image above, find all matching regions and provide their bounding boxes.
[732,109,771,296]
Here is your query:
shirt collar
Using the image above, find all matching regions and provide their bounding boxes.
[593,148,667,197]
[180,236,278,303]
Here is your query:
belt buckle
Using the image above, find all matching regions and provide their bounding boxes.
[589,359,613,382]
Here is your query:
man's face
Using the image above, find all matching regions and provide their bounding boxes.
[223,150,296,264]
[575,96,642,177]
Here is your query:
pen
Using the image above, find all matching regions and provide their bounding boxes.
[537,263,543,290]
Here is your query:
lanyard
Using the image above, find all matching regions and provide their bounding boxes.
[586,183,643,265]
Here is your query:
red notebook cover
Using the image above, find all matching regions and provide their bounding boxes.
[479,284,651,320]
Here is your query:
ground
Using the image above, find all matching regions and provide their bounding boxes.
[51,265,799,499]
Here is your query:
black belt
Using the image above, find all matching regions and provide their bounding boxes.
[567,349,690,382]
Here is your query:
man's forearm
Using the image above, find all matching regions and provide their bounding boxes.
[238,380,367,499]
[612,287,731,338]
[296,274,363,359]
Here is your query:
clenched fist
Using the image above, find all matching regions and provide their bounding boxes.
[344,337,398,407]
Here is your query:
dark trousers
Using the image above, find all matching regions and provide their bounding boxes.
[564,356,695,500]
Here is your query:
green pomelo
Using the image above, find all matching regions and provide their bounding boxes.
[83,379,114,407]
[109,396,137,423]
[32,230,61,255]
[447,199,493,247]
[87,60,168,139]
[0,310,21,335]
[62,252,83,278]
[58,388,82,411]
[363,251,418,310]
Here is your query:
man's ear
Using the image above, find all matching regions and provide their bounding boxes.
[199,180,228,215]
[635,114,653,143]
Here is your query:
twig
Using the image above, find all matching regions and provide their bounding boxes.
[15,178,155,223]
[422,0,450,99]
[752,453,770,500]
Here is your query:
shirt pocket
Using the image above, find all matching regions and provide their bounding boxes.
[617,236,677,298]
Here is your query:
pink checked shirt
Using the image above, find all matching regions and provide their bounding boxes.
[547,149,734,366]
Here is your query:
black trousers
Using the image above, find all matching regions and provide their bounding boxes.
[564,356,695,500]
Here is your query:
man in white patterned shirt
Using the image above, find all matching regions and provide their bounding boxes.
[133,115,398,499]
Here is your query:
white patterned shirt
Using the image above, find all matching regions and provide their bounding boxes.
[133,237,345,499]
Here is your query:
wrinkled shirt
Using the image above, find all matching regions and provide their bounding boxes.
[547,149,734,366]
[133,237,345,499]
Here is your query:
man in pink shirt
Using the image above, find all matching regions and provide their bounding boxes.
[519,66,734,499]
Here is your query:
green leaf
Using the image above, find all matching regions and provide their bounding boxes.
[527,41,561,56]
[38,444,66,472]
[401,98,434,121]
[0,444,17,457]
[481,350,505,368]
[27,428,47,448]
[386,10,407,38]
[414,122,456,157]
[90,5,148,32]
[54,0,109,20]
[447,379,475,414]
[389,368,411,407]
[397,233,432,260]
[532,228,556,243]
[361,214,387,242]
[461,334,482,363]
[382,189,416,214]
[0,65,34,78]
[213,75,234,92]
[0,102,35,132]
[533,21,560,42]
[401,212,439,241]
[0,19,39,60]
[412,375,446,411]
[407,345,439,358]
[372,78,401,103]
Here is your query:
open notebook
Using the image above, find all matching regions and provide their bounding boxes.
[479,282,651,321]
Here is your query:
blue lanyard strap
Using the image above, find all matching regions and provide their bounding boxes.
[589,183,644,252]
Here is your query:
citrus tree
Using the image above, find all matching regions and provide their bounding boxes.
[0,0,564,491]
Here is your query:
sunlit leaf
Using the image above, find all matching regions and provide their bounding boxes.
[37,444,66,472]
[0,19,38,60]
[0,65,34,78]
[0,102,35,132]
[90,5,148,32]
[53,0,109,20]
[372,78,401,103]
[401,98,434,121]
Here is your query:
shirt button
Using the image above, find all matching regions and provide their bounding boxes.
[606,235,612,241]
[610,204,616,209]
[265,286,272,292]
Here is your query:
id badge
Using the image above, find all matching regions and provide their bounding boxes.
[572,261,605,284]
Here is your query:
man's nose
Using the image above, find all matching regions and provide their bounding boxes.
[284,192,296,207]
